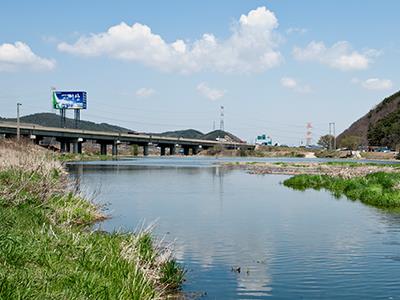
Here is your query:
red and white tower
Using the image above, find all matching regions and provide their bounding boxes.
[306,122,313,146]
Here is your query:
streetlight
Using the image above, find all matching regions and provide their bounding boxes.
[17,102,22,141]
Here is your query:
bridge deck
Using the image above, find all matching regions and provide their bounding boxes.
[0,121,254,150]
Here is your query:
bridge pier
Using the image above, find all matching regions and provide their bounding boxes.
[143,144,149,156]
[60,141,67,153]
[112,142,118,156]
[183,146,190,156]
[160,145,166,156]
[192,146,199,155]
[100,143,107,155]
[73,142,82,154]
[170,145,176,155]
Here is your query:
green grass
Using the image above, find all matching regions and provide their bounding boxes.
[0,167,184,299]
[283,172,400,208]
[322,161,400,168]
[58,153,112,162]
[160,260,186,291]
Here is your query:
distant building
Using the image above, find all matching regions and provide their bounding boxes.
[256,134,272,146]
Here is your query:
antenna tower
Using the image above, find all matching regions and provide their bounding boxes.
[220,106,224,131]
[306,122,313,146]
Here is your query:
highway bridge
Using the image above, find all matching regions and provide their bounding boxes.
[0,121,255,155]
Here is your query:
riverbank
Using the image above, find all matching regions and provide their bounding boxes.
[283,172,400,208]
[228,161,400,208]
[0,140,184,299]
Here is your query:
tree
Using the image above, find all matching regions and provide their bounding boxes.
[339,135,362,150]
[317,134,334,149]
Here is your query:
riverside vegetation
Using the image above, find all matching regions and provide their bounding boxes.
[283,172,400,208]
[0,140,184,299]
[231,161,400,208]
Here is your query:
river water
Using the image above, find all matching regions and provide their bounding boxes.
[68,157,400,299]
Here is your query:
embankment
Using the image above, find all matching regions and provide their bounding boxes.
[0,140,183,299]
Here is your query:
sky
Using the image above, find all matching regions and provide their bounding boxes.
[0,0,399,144]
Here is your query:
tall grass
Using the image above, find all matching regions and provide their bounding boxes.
[283,172,400,208]
[0,139,184,299]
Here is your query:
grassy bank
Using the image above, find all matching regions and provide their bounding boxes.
[0,140,184,299]
[283,172,400,208]
[58,152,114,162]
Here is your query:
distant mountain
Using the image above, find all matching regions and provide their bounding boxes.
[202,130,244,143]
[158,129,243,143]
[337,90,400,148]
[0,112,245,142]
[158,129,204,139]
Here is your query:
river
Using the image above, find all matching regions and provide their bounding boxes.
[68,157,400,299]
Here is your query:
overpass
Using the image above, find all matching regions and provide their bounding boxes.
[0,121,255,156]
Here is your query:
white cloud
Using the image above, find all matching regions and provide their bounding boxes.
[197,82,226,100]
[351,77,393,90]
[58,6,283,74]
[0,41,55,71]
[280,77,297,88]
[286,27,307,35]
[362,78,393,90]
[293,41,379,71]
[135,87,156,98]
[280,77,312,93]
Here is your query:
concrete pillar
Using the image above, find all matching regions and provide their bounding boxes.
[170,145,176,155]
[192,146,199,155]
[100,143,107,155]
[143,144,149,156]
[160,146,166,156]
[183,146,190,156]
[65,143,71,153]
[60,141,66,153]
[73,142,82,154]
[112,143,118,156]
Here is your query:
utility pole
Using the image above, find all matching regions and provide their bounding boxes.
[333,123,336,150]
[329,122,336,150]
[16,102,22,141]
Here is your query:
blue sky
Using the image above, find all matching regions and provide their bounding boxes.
[0,0,399,144]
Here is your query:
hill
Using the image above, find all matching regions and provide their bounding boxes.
[0,112,244,142]
[157,129,243,143]
[337,90,400,148]
[202,130,244,143]
[158,129,204,139]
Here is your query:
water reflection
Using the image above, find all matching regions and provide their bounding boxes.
[68,158,400,299]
